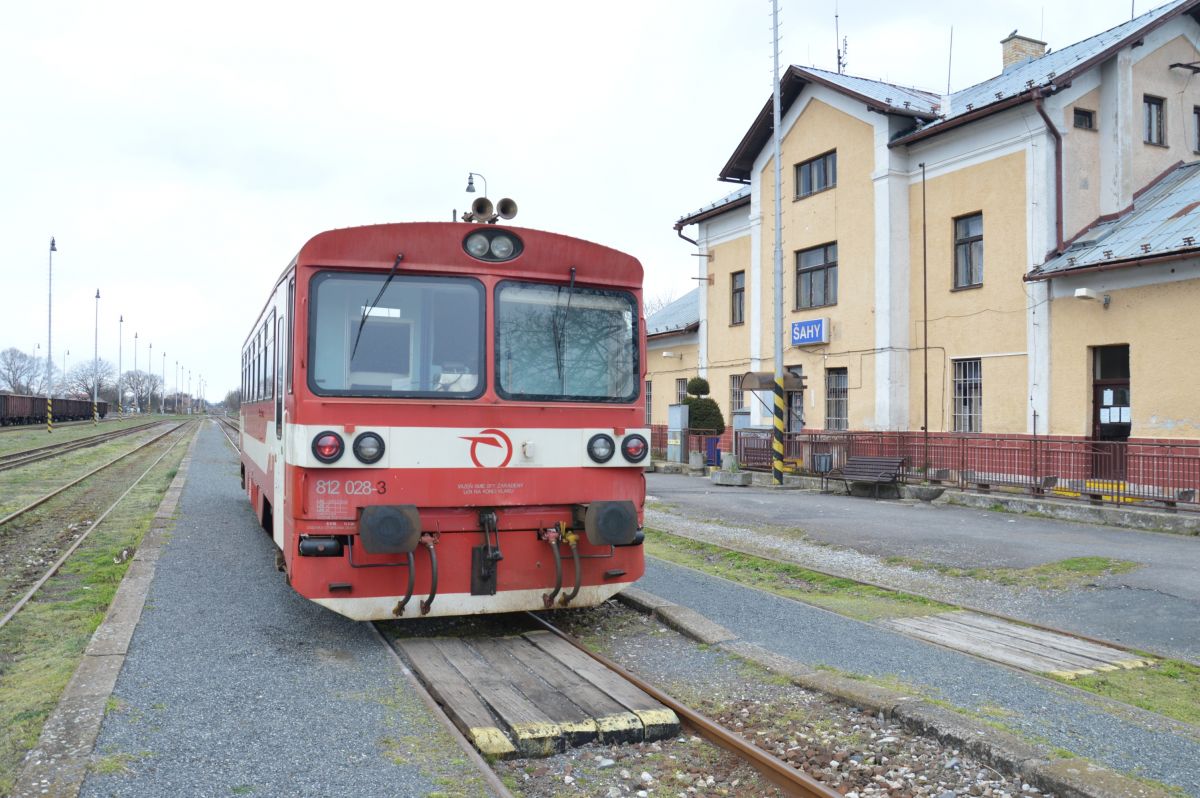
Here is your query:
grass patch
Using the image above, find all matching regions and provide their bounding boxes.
[644,528,953,620]
[1055,659,1200,726]
[882,555,1140,590]
[0,429,192,795]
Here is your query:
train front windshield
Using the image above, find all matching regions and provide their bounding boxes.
[495,281,638,402]
[308,272,484,397]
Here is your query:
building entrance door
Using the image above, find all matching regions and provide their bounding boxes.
[1091,345,1130,481]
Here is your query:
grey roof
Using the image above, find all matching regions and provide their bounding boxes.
[676,186,751,227]
[797,66,941,116]
[646,288,699,336]
[1037,162,1200,276]
[941,0,1191,123]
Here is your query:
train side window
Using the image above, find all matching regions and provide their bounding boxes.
[287,277,295,394]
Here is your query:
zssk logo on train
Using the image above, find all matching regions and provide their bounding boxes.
[461,428,514,468]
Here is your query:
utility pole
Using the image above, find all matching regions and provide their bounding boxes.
[47,237,56,433]
[770,0,786,486]
[93,291,100,424]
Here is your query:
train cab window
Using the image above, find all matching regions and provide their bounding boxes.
[495,281,638,402]
[308,272,484,398]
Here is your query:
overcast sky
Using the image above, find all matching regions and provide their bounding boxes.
[0,1,1152,400]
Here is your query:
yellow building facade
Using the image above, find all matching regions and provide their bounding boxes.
[675,1,1200,455]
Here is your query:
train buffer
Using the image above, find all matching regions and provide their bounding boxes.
[396,630,679,758]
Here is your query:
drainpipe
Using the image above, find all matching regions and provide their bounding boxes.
[675,224,698,246]
[1032,89,1065,255]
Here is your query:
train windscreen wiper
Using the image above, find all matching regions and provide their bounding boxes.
[350,253,403,362]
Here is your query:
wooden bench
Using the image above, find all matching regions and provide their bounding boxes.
[828,456,905,499]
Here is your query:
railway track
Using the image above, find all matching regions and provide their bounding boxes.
[377,613,840,798]
[0,415,122,434]
[0,419,167,472]
[0,421,196,631]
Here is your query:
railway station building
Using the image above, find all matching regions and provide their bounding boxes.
[657,0,1200,489]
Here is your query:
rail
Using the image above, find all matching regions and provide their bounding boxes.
[733,429,1200,511]
[525,613,841,798]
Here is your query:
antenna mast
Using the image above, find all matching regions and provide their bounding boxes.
[835,1,847,73]
[946,26,954,95]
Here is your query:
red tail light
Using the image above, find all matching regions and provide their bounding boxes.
[312,431,344,463]
[621,434,648,463]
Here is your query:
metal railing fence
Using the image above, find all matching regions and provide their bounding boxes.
[733,429,1200,511]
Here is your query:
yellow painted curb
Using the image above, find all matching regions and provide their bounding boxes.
[469,726,516,757]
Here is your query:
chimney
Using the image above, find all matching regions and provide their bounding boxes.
[1001,31,1047,70]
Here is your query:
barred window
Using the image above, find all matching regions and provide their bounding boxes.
[953,358,982,432]
[675,378,687,404]
[729,374,744,412]
[796,243,838,309]
[825,368,848,430]
[645,380,652,425]
[954,214,983,288]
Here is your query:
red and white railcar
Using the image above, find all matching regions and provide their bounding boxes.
[239,222,648,620]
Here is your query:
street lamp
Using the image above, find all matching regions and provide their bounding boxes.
[118,314,124,419]
[133,332,139,413]
[175,360,179,413]
[161,351,166,414]
[46,237,56,432]
[62,349,69,390]
[465,172,487,197]
[148,341,153,414]
[93,290,100,424]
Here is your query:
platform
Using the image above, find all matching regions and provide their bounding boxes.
[397,630,680,758]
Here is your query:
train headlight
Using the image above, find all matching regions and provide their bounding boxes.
[489,235,515,259]
[462,229,523,262]
[587,433,615,463]
[312,431,344,463]
[353,432,385,464]
[465,233,490,258]
[621,434,648,463]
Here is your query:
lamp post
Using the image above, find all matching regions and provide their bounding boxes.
[465,172,488,197]
[148,341,153,414]
[62,350,68,391]
[919,162,930,477]
[161,352,166,414]
[175,361,179,413]
[118,315,123,419]
[187,369,192,414]
[46,237,56,433]
[93,290,100,424]
[133,332,139,413]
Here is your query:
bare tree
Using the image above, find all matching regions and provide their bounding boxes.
[65,360,117,401]
[0,348,50,395]
[643,291,676,316]
[223,388,241,410]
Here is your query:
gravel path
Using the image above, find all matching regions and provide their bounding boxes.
[79,422,494,798]
[638,556,1200,797]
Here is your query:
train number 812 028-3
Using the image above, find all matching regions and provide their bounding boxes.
[314,479,386,496]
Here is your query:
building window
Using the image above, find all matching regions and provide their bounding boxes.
[675,378,687,404]
[645,380,652,425]
[795,243,838,309]
[1144,95,1165,145]
[954,214,983,288]
[795,151,837,198]
[1073,108,1095,130]
[730,271,745,325]
[729,374,744,412]
[953,358,982,432]
[825,368,848,430]
[1194,106,1200,152]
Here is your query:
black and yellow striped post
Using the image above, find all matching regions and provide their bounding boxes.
[46,396,53,434]
[93,402,98,425]
[772,377,785,486]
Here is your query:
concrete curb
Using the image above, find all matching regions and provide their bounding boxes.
[13,424,202,798]
[615,587,1177,798]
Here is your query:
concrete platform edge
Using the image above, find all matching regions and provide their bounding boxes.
[12,423,202,798]
[615,588,1178,798]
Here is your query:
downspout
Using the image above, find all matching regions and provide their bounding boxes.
[675,224,698,246]
[1032,89,1065,254]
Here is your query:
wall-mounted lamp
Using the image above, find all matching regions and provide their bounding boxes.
[786,365,804,378]
[662,351,682,359]
[1073,287,1112,309]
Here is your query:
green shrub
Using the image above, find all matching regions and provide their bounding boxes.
[686,396,725,433]
[686,377,711,397]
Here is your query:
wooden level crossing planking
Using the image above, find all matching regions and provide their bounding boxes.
[397,630,679,758]
[880,611,1154,679]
